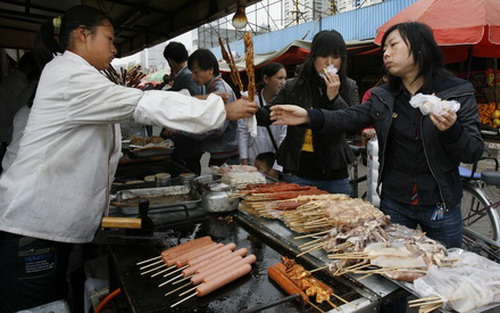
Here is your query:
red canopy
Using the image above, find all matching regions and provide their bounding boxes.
[374,0,500,62]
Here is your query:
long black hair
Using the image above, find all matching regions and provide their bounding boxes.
[33,5,110,67]
[381,22,451,93]
[259,62,285,91]
[295,30,352,107]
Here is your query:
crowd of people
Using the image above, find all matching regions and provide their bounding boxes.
[0,3,484,312]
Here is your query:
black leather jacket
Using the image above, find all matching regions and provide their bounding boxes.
[256,77,359,174]
[309,77,484,209]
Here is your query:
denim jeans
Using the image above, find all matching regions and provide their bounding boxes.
[380,195,463,248]
[282,174,351,195]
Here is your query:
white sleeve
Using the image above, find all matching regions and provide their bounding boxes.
[63,69,226,134]
[134,91,226,134]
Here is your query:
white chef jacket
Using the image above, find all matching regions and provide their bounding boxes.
[238,90,286,166]
[0,51,226,243]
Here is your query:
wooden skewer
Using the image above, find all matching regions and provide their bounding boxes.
[170,292,197,308]
[165,282,191,297]
[309,265,328,273]
[307,300,325,313]
[331,292,357,308]
[172,275,192,285]
[296,245,321,257]
[327,299,338,310]
[151,266,174,278]
[163,273,185,285]
[179,285,197,297]
[139,259,163,270]
[299,237,323,249]
[164,265,188,278]
[137,255,161,265]
[140,263,167,276]
[408,296,443,304]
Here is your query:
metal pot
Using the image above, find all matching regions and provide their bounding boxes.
[201,183,238,212]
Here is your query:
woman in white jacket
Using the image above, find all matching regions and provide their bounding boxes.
[0,5,257,311]
[239,62,287,177]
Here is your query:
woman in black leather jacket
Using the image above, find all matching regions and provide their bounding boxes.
[256,30,359,194]
[268,22,483,249]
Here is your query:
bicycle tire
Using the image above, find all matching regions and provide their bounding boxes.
[461,182,499,243]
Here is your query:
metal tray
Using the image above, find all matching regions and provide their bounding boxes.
[129,147,174,158]
[107,214,372,313]
[112,185,201,215]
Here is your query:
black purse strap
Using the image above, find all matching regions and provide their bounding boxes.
[258,91,278,152]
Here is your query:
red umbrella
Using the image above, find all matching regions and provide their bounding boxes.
[374,0,500,62]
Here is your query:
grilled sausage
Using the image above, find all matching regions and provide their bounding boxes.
[268,263,309,303]
[196,264,252,296]
[161,238,214,265]
[182,249,233,277]
[191,255,243,285]
[195,248,248,274]
[175,243,222,267]
[187,243,237,267]
[161,236,213,259]
[202,254,256,284]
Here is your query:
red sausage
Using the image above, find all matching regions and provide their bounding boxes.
[191,255,243,285]
[182,249,232,277]
[175,243,222,267]
[196,264,252,296]
[195,248,248,273]
[202,254,257,284]
[267,263,309,303]
[161,240,214,266]
[161,236,213,259]
[187,243,237,267]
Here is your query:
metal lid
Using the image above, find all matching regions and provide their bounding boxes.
[208,182,231,192]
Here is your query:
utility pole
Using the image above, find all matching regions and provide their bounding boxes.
[294,0,300,25]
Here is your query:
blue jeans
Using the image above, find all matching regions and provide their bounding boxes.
[282,174,351,195]
[380,195,463,248]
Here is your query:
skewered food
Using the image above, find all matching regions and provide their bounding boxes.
[243,31,256,102]
[219,37,244,93]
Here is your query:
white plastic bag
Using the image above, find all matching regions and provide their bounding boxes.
[409,93,460,116]
[366,137,380,207]
[413,250,500,312]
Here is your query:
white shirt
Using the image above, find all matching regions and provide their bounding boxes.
[238,90,286,166]
[0,51,226,243]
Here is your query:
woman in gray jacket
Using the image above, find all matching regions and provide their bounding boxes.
[257,30,359,195]
[269,22,483,250]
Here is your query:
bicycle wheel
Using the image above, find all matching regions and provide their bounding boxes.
[461,182,498,242]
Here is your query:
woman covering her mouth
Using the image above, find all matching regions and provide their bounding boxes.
[255,29,360,195]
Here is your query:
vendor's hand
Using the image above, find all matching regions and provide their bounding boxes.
[214,92,231,104]
[323,71,341,101]
[240,159,249,165]
[362,128,377,139]
[161,129,178,137]
[225,99,258,121]
[270,105,309,125]
[429,110,457,131]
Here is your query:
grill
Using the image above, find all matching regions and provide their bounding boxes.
[106,212,384,312]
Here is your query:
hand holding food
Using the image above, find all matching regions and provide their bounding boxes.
[225,99,258,120]
[270,105,310,125]
[429,109,457,132]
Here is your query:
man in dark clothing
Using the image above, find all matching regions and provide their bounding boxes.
[161,42,205,174]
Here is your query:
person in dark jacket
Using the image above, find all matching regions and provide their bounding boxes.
[268,22,483,250]
[161,42,205,174]
[256,30,359,195]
